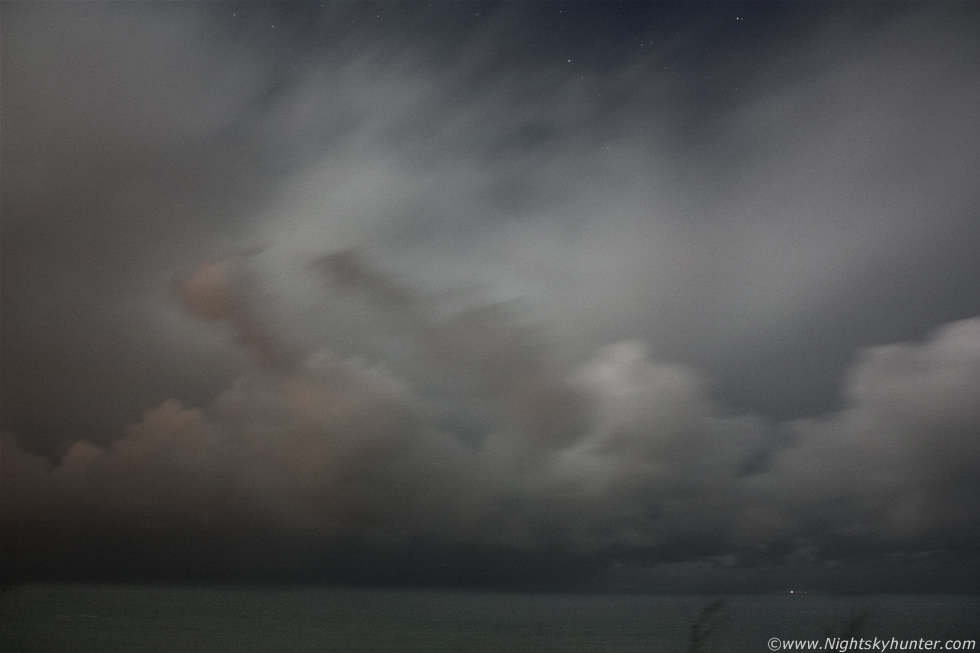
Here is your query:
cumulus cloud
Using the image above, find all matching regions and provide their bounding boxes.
[746,318,980,549]
[2,2,979,587]
[4,257,979,576]
[5,2,979,459]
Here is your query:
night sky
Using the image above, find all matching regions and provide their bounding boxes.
[2,1,979,592]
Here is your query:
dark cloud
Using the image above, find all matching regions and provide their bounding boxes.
[4,254,980,589]
[2,1,979,590]
[1,2,285,453]
[747,318,980,550]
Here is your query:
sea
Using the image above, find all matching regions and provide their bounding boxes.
[1,585,977,652]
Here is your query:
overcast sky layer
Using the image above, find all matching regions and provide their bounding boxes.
[2,2,979,592]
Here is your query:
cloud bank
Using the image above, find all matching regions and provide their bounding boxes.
[4,256,979,587]
[2,2,979,589]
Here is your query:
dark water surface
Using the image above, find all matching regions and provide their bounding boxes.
[1,585,977,651]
